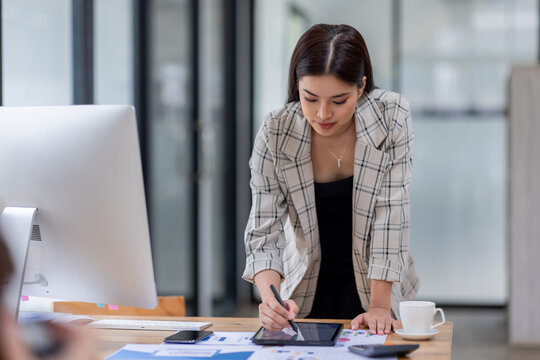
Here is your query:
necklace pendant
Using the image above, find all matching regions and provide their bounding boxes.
[337,158,342,168]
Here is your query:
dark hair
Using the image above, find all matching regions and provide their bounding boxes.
[287,24,374,103]
[0,235,14,300]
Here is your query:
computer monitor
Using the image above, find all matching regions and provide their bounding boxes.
[0,105,157,317]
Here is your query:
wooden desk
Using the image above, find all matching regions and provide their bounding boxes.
[94,316,453,359]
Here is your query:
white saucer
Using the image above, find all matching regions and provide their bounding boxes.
[395,329,438,340]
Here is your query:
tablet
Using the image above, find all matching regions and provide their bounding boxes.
[252,322,344,346]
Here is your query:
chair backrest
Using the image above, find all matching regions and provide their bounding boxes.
[53,296,185,316]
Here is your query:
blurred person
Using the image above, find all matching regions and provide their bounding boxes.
[0,235,98,360]
[243,24,419,335]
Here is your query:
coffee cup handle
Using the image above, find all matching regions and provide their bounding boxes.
[432,308,446,329]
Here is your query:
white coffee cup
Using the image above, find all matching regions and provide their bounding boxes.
[399,301,445,334]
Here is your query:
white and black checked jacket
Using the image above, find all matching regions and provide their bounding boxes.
[243,88,419,318]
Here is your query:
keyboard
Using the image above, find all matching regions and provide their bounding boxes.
[88,319,212,331]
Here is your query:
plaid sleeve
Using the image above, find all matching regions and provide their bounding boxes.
[242,121,289,283]
[368,97,413,282]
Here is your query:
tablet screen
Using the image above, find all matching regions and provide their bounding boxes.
[252,322,343,346]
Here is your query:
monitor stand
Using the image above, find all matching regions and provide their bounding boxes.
[0,207,37,319]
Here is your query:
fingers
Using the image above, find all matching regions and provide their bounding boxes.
[372,317,395,335]
[352,310,395,335]
[284,300,299,319]
[384,318,392,335]
[258,301,292,330]
[374,318,389,335]
[267,298,292,320]
[259,310,286,330]
[351,314,364,331]
[367,317,378,334]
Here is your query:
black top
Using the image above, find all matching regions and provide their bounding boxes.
[307,176,365,319]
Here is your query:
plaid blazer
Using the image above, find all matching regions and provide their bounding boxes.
[243,88,419,318]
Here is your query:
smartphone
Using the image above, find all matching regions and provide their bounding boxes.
[348,344,419,357]
[163,330,214,344]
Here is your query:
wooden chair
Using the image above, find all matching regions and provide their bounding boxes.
[53,296,185,317]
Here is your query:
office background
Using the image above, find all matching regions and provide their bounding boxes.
[1,0,539,357]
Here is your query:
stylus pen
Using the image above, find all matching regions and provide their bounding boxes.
[270,284,298,331]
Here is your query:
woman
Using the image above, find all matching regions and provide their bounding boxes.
[243,24,419,335]
[0,236,97,360]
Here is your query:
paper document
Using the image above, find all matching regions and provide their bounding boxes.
[248,346,395,360]
[248,330,390,360]
[107,330,391,360]
[169,332,255,346]
[107,344,258,360]
[336,329,387,346]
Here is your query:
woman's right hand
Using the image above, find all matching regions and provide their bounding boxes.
[253,270,299,331]
[258,297,299,331]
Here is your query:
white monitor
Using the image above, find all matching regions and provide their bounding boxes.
[0,105,157,317]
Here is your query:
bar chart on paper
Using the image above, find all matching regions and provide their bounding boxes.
[335,329,386,346]
[196,332,254,345]
[108,330,388,359]
[248,330,388,360]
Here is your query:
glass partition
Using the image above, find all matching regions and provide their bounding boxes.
[148,0,194,300]
[94,0,134,105]
[254,0,539,304]
[404,0,538,304]
[2,0,72,105]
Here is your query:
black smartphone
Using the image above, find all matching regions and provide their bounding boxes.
[348,344,419,357]
[163,330,214,344]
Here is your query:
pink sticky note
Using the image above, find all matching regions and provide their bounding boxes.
[108,304,118,310]
[21,295,29,301]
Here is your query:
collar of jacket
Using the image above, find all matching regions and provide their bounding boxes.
[280,92,389,161]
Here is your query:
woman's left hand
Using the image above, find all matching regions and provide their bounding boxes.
[351,307,398,335]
